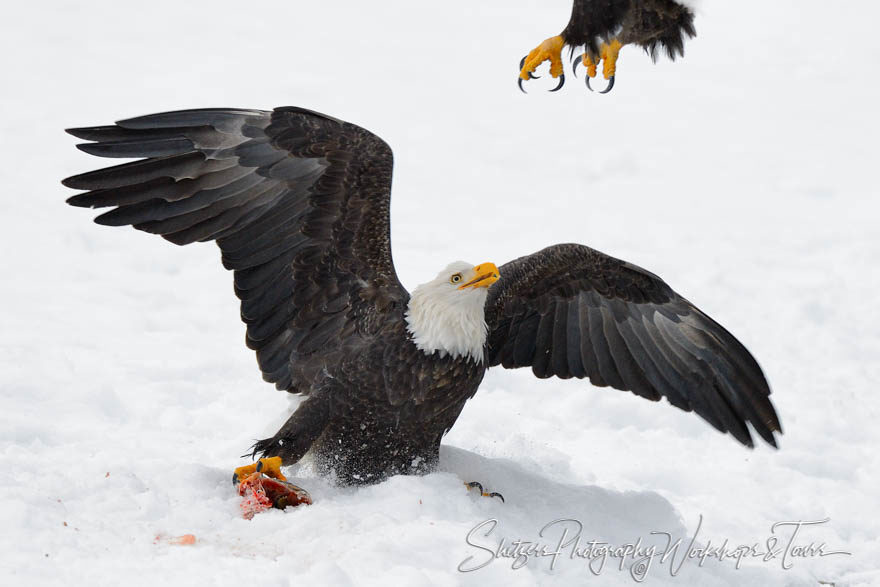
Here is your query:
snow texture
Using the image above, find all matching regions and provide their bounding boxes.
[1,1,878,585]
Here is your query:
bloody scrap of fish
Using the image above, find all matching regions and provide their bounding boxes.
[237,472,312,519]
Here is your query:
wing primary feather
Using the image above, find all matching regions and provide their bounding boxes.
[217,179,318,253]
[494,311,521,368]
[63,153,237,191]
[599,303,660,400]
[565,299,586,378]
[76,137,195,159]
[232,249,298,291]
[220,198,310,261]
[576,294,606,387]
[613,310,683,405]
[66,177,175,209]
[130,176,275,237]
[246,299,297,342]
[531,312,555,379]
[551,302,571,379]
[235,139,288,168]
[161,182,288,247]
[587,302,625,389]
[255,328,294,372]
[511,312,540,368]
[629,310,698,410]
[116,108,266,130]
[66,125,198,142]
[654,315,762,445]
[94,165,257,226]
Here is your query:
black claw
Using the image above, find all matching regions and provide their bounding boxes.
[242,438,272,459]
[549,74,565,92]
[599,75,615,94]
[517,77,527,94]
[572,54,583,78]
[466,481,484,493]
[518,56,539,80]
[466,481,504,503]
[585,76,595,92]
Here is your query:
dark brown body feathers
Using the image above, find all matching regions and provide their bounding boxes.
[562,0,696,60]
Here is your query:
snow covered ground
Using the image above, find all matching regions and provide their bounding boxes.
[2,1,878,585]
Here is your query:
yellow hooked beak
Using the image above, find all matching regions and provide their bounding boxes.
[458,262,500,290]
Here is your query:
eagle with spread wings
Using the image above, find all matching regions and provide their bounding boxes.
[64,106,780,491]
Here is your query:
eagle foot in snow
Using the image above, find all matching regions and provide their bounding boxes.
[465,481,505,503]
[233,456,286,485]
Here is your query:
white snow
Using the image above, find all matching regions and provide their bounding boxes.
[2,1,878,585]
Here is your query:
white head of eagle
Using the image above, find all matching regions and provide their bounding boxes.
[405,261,500,363]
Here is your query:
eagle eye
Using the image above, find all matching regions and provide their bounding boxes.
[450,273,463,284]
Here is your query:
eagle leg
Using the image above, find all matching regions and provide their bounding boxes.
[572,52,600,79]
[244,394,329,464]
[518,35,566,93]
[465,481,505,503]
[577,39,622,93]
[600,39,622,80]
[597,39,623,93]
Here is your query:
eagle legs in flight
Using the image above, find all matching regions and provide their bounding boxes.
[518,0,697,93]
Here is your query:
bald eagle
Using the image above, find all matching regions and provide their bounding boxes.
[64,107,780,486]
[519,0,697,93]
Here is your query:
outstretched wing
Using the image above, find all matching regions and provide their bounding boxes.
[563,0,696,60]
[63,107,406,392]
[485,244,781,448]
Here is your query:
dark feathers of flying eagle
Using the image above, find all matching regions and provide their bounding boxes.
[518,0,697,93]
[63,107,780,487]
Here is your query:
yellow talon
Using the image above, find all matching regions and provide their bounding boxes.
[233,456,286,485]
[520,35,565,80]
[600,39,623,79]
[581,53,600,78]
